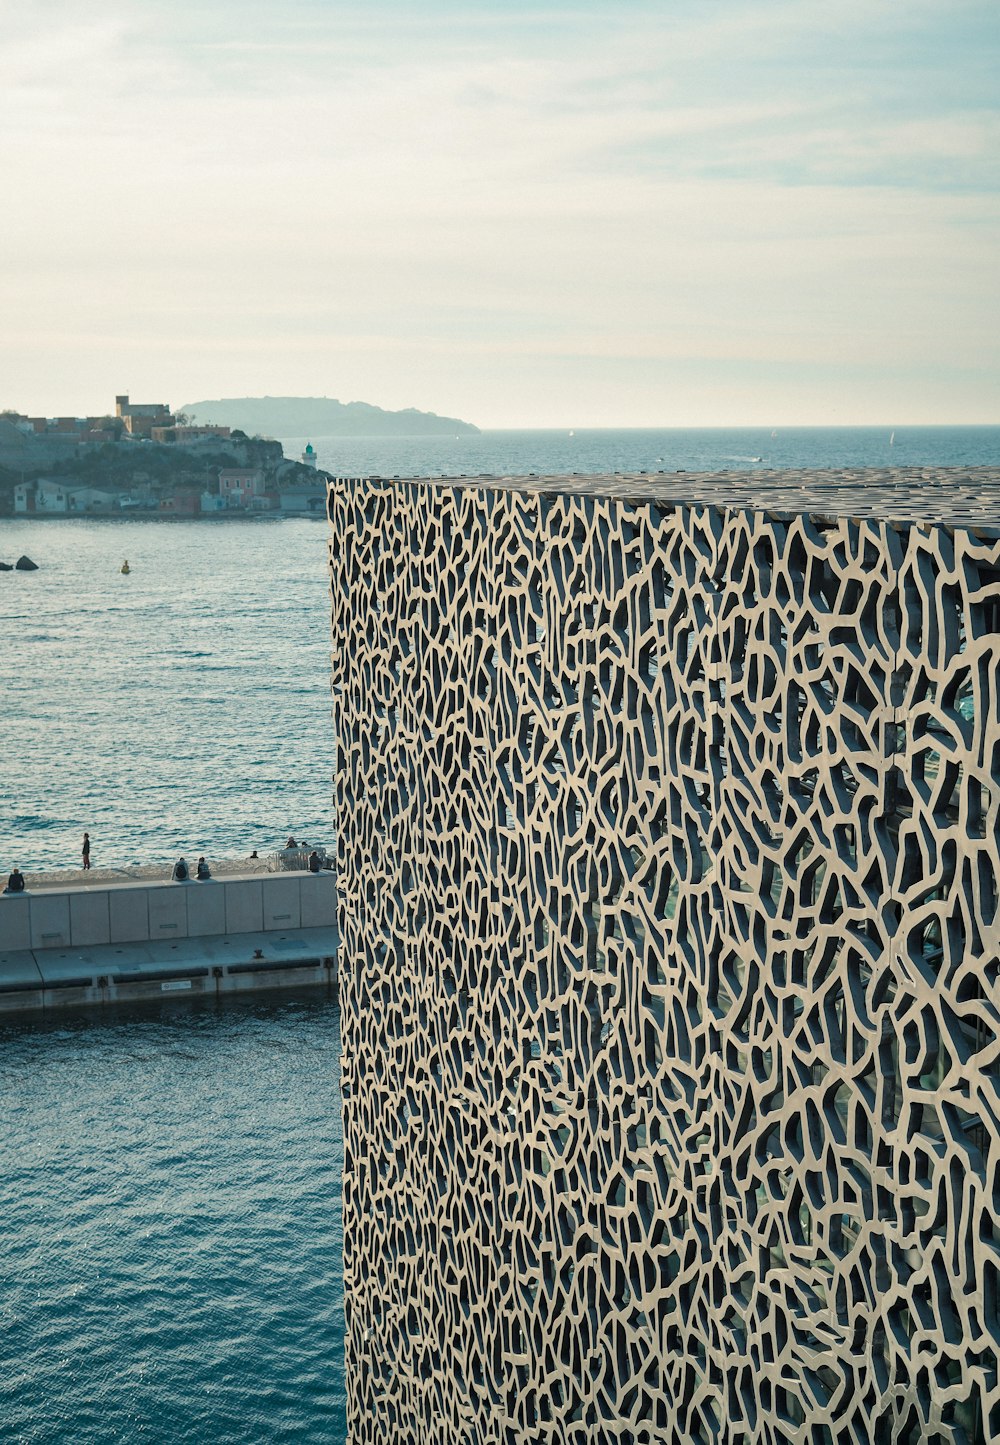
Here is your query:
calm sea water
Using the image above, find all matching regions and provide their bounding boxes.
[0,991,345,1443]
[281,424,1000,479]
[2,425,1000,1444]
[1,517,335,874]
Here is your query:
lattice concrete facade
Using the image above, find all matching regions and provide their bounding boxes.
[330,469,1000,1445]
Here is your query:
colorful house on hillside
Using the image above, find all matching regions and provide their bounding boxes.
[218,468,267,508]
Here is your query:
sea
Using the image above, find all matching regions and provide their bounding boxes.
[0,992,344,1443]
[2,425,999,1443]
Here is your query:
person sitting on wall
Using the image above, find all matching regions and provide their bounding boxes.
[285,836,297,849]
[196,856,211,880]
[307,850,321,873]
[4,867,26,894]
[172,857,189,882]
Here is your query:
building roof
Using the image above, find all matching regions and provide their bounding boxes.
[349,466,1000,530]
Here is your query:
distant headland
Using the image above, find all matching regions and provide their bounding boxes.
[182,396,480,437]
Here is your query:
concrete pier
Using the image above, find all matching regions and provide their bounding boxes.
[0,868,337,1013]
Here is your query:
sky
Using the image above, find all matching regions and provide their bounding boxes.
[1,0,998,427]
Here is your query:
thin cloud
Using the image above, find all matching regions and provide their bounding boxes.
[0,0,997,424]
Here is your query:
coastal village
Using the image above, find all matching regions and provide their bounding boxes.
[0,394,329,517]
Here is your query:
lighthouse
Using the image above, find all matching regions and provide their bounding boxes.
[301,442,317,468]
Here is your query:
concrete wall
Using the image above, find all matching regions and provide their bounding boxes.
[332,474,1000,1445]
[0,871,337,955]
[0,871,338,1014]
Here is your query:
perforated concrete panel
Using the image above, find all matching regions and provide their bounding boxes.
[331,470,1000,1445]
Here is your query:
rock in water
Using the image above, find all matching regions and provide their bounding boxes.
[15,555,38,571]
[0,561,12,571]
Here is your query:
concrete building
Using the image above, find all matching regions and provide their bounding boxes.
[3,413,41,435]
[115,394,173,437]
[151,424,232,445]
[279,484,326,514]
[13,481,34,512]
[331,467,1000,1444]
[21,479,120,513]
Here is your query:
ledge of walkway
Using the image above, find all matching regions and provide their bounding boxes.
[0,866,339,1012]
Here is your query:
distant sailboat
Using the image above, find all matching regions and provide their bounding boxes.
[568,430,575,437]
[890,431,895,445]
[120,559,131,575]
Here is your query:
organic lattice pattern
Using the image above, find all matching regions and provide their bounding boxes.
[330,473,1000,1445]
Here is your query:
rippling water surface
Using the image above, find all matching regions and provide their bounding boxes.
[0,518,335,872]
[0,991,345,1443]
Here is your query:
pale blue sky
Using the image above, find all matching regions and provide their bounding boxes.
[1,0,997,425]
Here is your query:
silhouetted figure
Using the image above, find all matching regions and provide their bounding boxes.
[196,857,211,880]
[4,867,25,894]
[249,850,259,860]
[308,850,321,873]
[172,857,189,882]
[285,836,297,848]
[82,832,91,870]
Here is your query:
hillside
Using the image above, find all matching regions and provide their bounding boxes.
[0,428,325,514]
[182,396,479,437]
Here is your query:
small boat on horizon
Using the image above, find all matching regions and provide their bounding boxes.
[120,560,131,575]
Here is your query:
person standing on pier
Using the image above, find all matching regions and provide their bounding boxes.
[82,832,91,871]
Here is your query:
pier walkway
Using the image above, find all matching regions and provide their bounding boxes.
[0,865,338,1014]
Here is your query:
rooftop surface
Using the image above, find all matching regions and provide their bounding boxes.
[357,466,1000,528]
